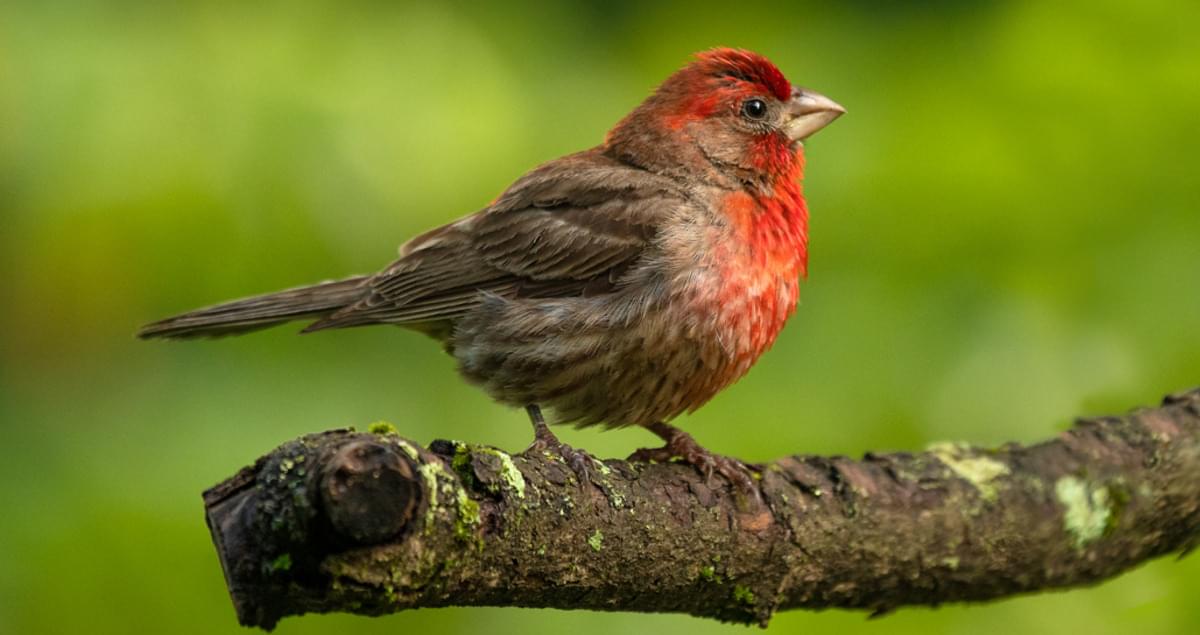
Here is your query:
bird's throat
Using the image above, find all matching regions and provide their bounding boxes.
[704,160,808,381]
[720,151,809,279]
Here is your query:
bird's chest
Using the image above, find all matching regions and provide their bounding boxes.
[675,188,808,382]
[714,248,801,367]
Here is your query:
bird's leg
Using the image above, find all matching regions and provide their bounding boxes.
[523,404,592,484]
[526,404,557,447]
[629,421,762,503]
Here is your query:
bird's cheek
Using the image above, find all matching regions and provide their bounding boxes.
[694,128,743,166]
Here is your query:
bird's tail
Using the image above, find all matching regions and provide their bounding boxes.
[137,276,369,340]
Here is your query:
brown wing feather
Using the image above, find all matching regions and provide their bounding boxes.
[304,149,681,332]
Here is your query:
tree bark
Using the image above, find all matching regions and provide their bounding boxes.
[203,388,1200,630]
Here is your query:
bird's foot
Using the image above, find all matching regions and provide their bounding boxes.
[629,423,762,505]
[523,405,592,485]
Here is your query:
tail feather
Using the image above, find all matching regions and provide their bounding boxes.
[138,276,369,340]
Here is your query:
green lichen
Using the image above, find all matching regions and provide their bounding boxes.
[392,438,420,461]
[733,585,756,605]
[450,441,475,487]
[477,447,526,498]
[368,420,398,436]
[1055,475,1112,549]
[418,462,443,533]
[495,452,526,498]
[929,441,1010,501]
[587,529,604,552]
[454,489,481,542]
[269,553,292,572]
[603,486,625,509]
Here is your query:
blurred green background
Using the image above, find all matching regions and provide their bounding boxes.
[2,0,1198,633]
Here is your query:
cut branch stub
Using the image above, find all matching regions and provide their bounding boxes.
[203,431,434,628]
[320,440,420,545]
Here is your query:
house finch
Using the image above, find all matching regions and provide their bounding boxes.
[140,48,844,487]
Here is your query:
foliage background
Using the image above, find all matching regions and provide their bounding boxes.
[2,1,1198,633]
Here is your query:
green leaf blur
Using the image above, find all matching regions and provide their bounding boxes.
[1,1,1197,634]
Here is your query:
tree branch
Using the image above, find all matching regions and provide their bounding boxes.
[203,388,1200,630]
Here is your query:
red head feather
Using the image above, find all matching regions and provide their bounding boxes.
[692,48,792,102]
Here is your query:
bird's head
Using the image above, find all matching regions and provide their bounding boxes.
[606,48,844,185]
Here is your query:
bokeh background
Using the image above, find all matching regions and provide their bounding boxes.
[2,1,1198,633]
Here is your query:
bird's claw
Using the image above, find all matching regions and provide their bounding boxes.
[528,435,593,485]
[628,429,762,504]
[525,407,592,485]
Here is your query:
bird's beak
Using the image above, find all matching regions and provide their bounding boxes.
[785,87,845,142]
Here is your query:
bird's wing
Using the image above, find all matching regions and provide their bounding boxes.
[305,150,681,331]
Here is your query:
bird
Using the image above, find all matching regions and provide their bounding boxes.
[139,48,844,488]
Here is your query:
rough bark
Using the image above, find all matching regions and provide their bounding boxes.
[203,388,1200,630]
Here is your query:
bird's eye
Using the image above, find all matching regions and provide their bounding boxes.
[741,98,768,120]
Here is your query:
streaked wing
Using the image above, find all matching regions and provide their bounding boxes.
[305,150,680,331]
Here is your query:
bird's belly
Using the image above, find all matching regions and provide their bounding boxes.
[450,264,797,428]
[708,265,799,380]
[672,262,799,405]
